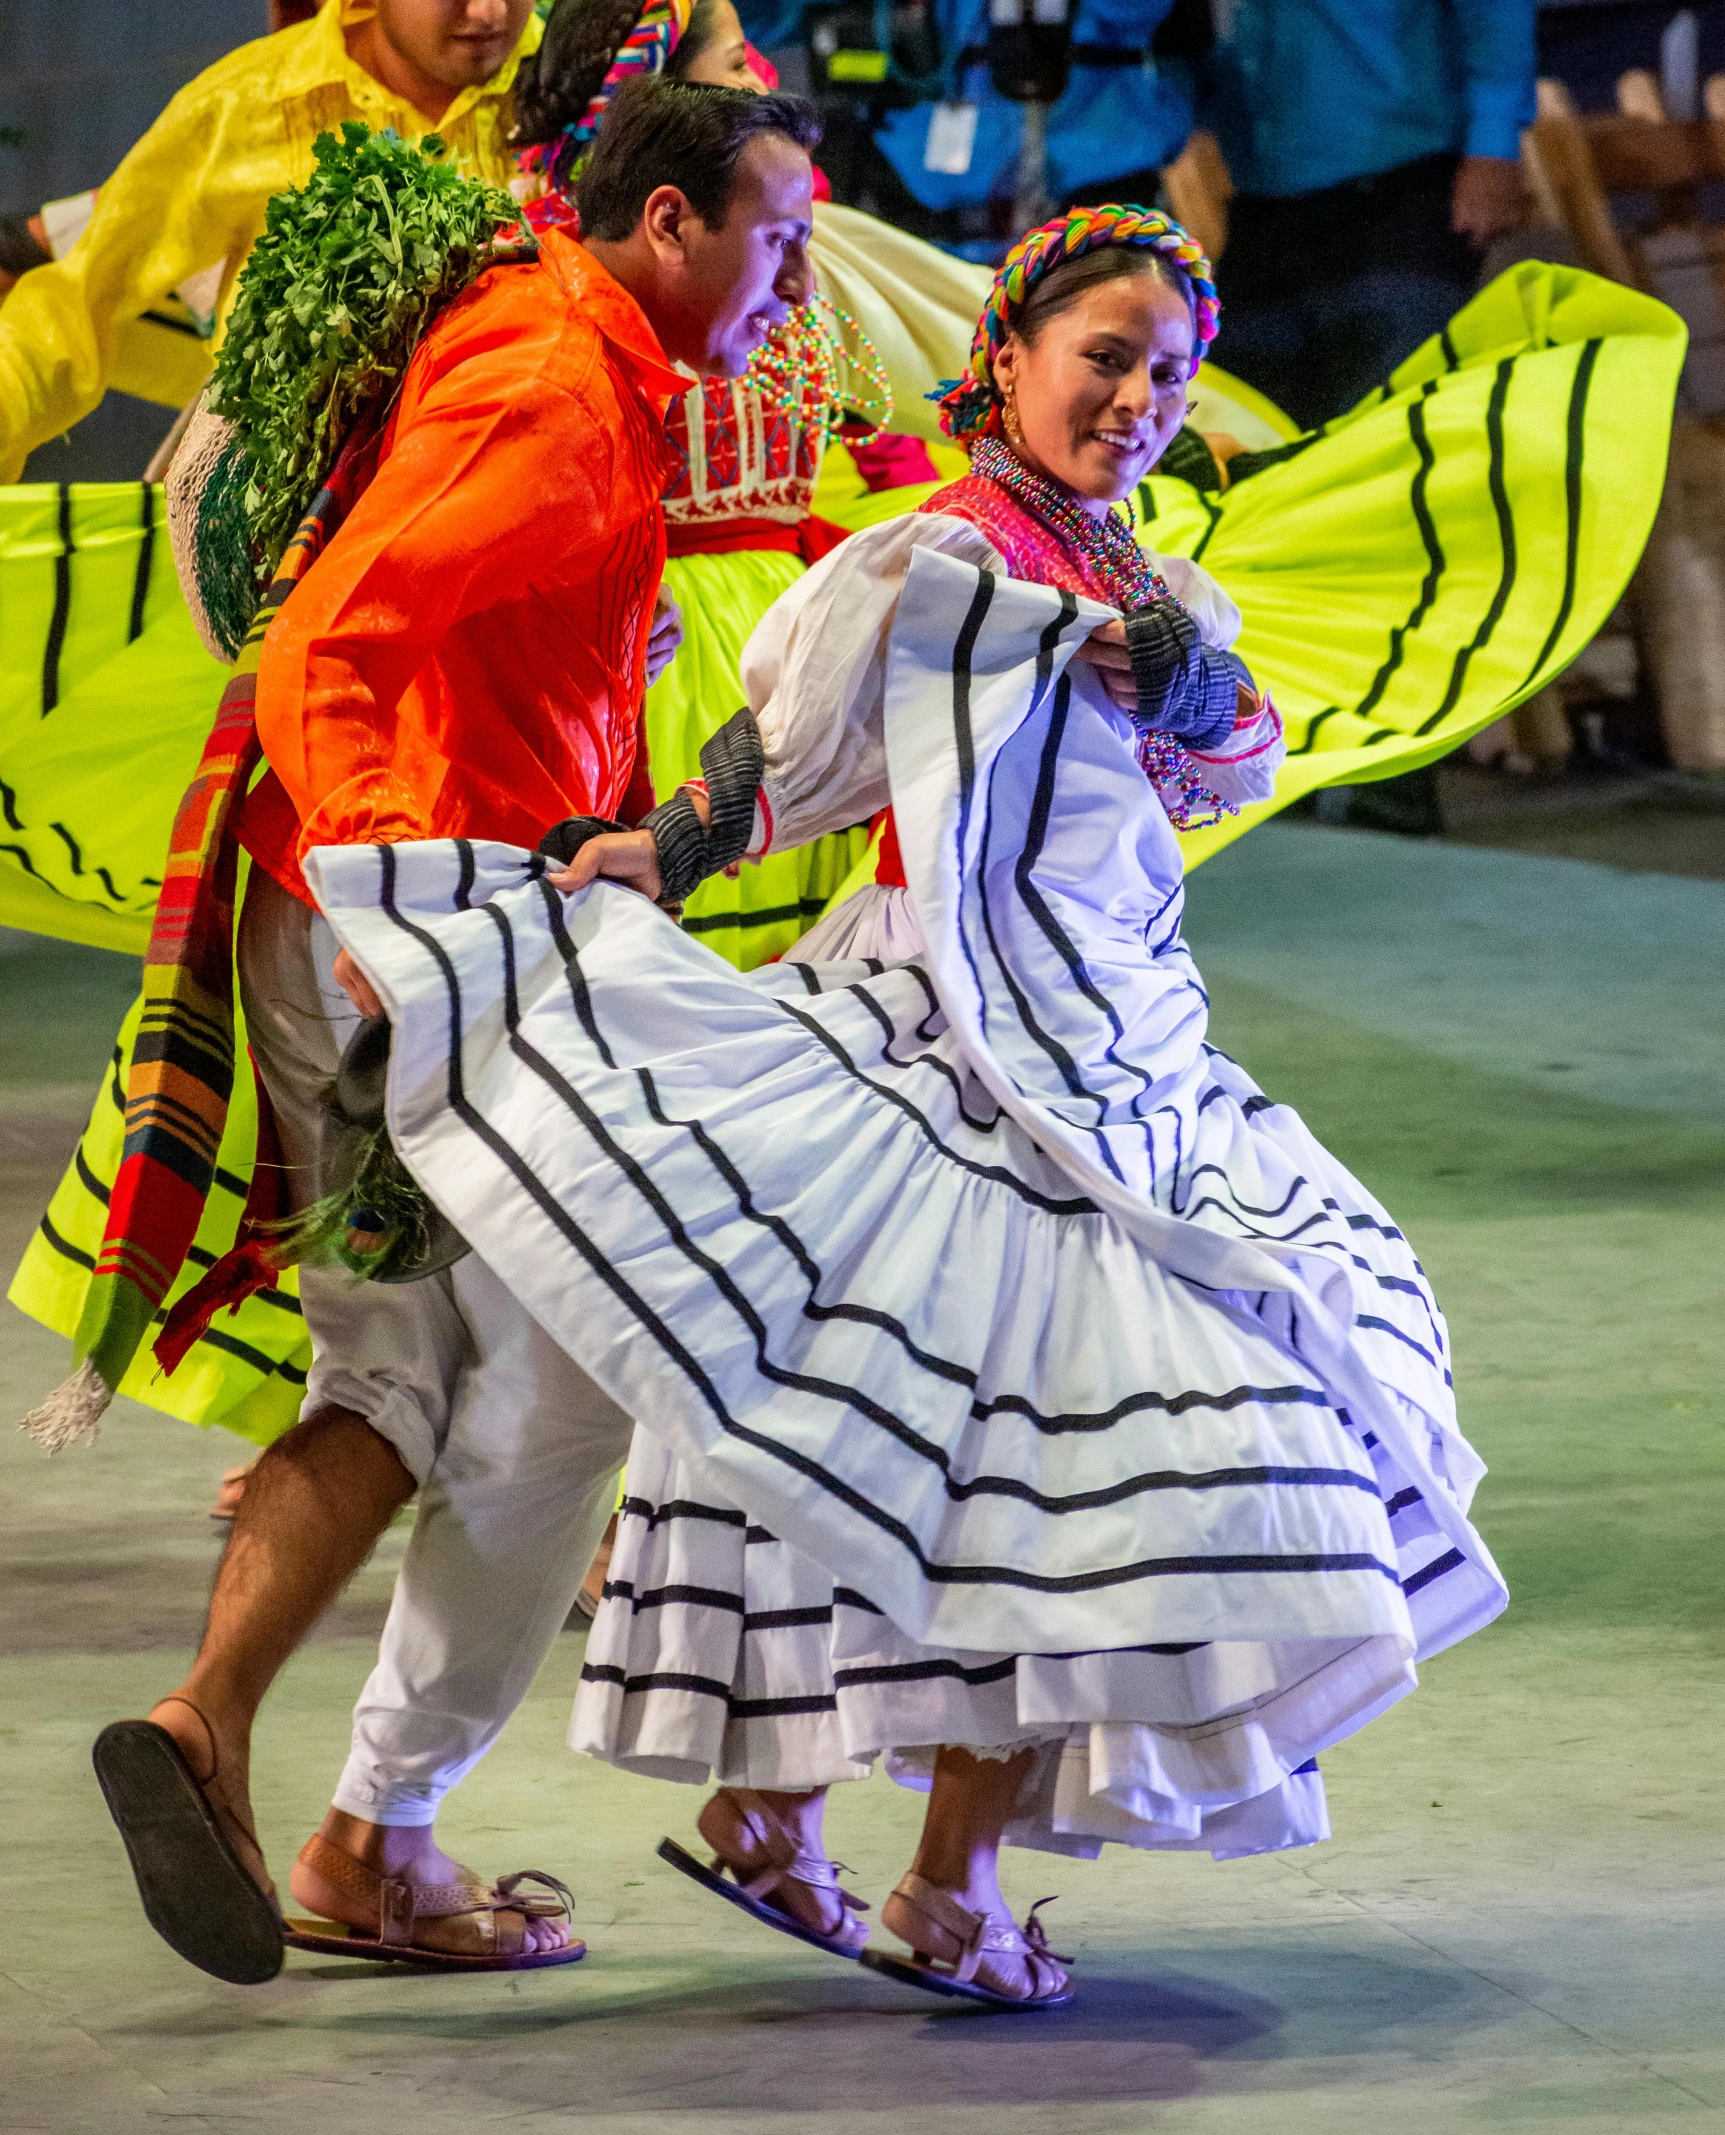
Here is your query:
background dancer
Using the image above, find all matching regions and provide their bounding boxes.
[313,207,1507,2009]
[0,0,544,483]
[86,79,825,1986]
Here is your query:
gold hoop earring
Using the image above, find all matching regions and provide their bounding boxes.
[1001,389,1024,446]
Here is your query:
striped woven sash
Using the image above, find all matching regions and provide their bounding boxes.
[22,421,384,1449]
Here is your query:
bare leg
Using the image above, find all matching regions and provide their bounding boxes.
[907,1747,1034,1920]
[147,1405,413,1890]
[696,1786,865,1945]
[879,1747,1071,2002]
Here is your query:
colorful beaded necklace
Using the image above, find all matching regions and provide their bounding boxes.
[967,435,1234,832]
[746,294,893,445]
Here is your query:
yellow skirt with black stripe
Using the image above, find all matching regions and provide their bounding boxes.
[2,263,1685,1442]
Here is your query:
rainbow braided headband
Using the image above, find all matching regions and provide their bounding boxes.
[569,0,694,148]
[934,204,1219,443]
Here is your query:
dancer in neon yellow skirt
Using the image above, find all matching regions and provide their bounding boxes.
[4,257,1685,1447]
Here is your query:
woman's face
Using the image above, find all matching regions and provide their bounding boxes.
[677,0,769,90]
[990,272,1195,513]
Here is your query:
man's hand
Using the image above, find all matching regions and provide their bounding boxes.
[1075,618,1137,710]
[1451,156,1525,247]
[332,947,383,1019]
[645,585,684,687]
[548,828,664,902]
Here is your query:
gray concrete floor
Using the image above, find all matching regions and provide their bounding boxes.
[2,826,1722,2133]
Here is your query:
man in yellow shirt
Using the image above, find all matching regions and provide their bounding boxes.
[0,0,539,482]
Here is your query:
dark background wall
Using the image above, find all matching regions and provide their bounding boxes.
[1,1,269,480]
[0,1,269,217]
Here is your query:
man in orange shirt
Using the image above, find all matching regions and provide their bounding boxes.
[96,76,819,1985]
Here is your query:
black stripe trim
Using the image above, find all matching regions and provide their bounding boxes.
[128,480,154,644]
[1402,1545,1465,1597]
[42,484,73,715]
[681,895,831,936]
[36,1211,96,1271]
[1519,338,1600,691]
[381,850,1397,1598]
[1419,357,1518,734]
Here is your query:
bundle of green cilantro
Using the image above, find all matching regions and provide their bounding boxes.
[208,121,524,594]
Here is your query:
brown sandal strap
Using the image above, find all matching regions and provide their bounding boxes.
[296,1836,570,1946]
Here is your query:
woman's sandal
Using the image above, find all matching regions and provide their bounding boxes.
[281,1834,586,1970]
[861,1872,1074,2009]
[92,1696,285,1985]
[657,1787,870,1961]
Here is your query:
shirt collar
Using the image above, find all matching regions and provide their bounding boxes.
[537,229,691,408]
[299,0,541,130]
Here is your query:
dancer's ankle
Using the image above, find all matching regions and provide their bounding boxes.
[318,1805,443,1872]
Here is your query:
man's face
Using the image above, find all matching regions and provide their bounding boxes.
[676,134,815,378]
[372,0,533,90]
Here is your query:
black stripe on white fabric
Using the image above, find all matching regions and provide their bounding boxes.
[835,1586,884,1614]
[634,1060,985,1389]
[948,569,999,1029]
[775,994,1096,1214]
[1355,1314,1440,1370]
[1519,337,1600,692]
[969,1380,1334,1430]
[522,921,1353,1511]
[579,1663,733,1701]
[745,1524,778,1544]
[842,981,1004,1133]
[609,1580,746,1615]
[1010,644,1165,1114]
[836,1655,1018,1690]
[730,1693,839,1718]
[1401,1546,1465,1597]
[620,1494,748,1531]
[389,855,1402,1597]
[970,667,1131,1185]
[744,1606,835,1632]
[1419,356,1518,734]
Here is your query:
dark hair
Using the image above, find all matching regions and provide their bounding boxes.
[1013,244,1197,347]
[511,0,643,149]
[513,0,730,150]
[574,77,819,240]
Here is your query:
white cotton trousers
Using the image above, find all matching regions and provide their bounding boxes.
[238,870,631,1825]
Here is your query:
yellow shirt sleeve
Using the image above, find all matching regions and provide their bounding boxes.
[0,68,273,480]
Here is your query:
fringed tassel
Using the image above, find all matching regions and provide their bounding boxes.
[153,1237,284,1377]
[19,1356,114,1453]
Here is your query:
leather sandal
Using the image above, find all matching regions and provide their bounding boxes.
[93,1696,284,1985]
[656,1787,870,1961]
[862,1872,1074,2009]
[281,1833,586,1970]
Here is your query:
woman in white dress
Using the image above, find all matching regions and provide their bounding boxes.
[309,206,1507,2009]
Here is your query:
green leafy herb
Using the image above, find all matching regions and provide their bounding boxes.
[209,121,523,586]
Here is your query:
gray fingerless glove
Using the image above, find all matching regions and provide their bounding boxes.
[640,705,765,905]
[1123,596,1246,751]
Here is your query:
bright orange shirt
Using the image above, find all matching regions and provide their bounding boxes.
[244,229,683,897]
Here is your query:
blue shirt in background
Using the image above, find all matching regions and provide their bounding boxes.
[741,0,1193,217]
[1203,0,1536,199]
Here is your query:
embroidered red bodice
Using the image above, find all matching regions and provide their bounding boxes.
[920,471,1122,606]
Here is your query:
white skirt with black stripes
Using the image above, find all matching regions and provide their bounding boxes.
[307,545,1506,1859]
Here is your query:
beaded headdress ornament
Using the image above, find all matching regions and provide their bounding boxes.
[934,204,1219,444]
